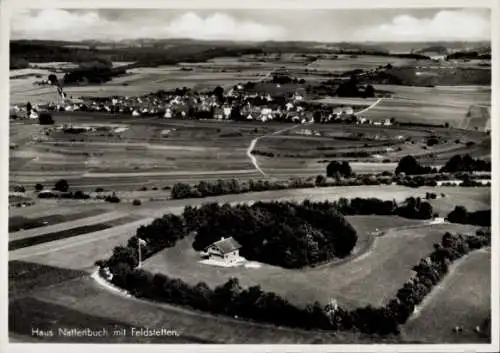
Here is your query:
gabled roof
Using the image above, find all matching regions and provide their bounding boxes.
[206,237,241,254]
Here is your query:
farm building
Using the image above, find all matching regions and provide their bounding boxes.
[204,237,242,264]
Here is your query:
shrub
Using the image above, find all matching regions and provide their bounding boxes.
[38,112,54,125]
[315,175,327,187]
[105,193,121,203]
[395,155,435,175]
[54,179,69,192]
[132,199,142,206]
[13,185,26,193]
[35,183,44,192]
[327,161,352,178]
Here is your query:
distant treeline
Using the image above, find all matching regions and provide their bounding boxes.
[10,40,263,68]
[358,66,491,87]
[446,51,491,60]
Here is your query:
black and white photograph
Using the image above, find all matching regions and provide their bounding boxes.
[3,0,498,351]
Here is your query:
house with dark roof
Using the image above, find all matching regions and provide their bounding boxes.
[204,237,242,264]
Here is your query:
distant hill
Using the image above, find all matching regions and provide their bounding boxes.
[10,39,490,69]
[416,45,449,55]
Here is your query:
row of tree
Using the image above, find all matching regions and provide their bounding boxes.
[169,169,489,201]
[395,154,491,176]
[170,179,316,199]
[329,196,435,220]
[389,228,491,328]
[440,154,491,173]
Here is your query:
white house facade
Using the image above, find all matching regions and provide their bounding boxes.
[204,237,242,264]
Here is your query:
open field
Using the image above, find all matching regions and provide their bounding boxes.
[144,220,479,309]
[10,63,270,105]
[9,208,106,232]
[10,115,490,191]
[359,85,491,128]
[307,55,422,71]
[9,267,401,344]
[10,118,272,190]
[254,122,489,169]
[402,248,491,343]
[460,105,491,132]
[426,187,490,216]
[8,261,208,343]
[9,215,143,251]
[312,97,378,106]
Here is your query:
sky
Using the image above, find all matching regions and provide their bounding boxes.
[10,8,491,42]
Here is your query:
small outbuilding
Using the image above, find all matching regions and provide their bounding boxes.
[204,237,242,264]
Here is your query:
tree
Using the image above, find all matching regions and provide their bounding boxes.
[26,101,32,113]
[364,85,375,98]
[446,205,468,224]
[340,161,352,177]
[394,155,432,175]
[326,161,341,178]
[38,112,54,125]
[213,86,224,103]
[315,175,327,187]
[35,183,44,191]
[54,179,69,192]
[13,185,25,193]
[418,202,434,220]
[171,183,194,199]
[48,74,58,85]
[313,111,322,123]
[230,106,242,120]
[337,77,360,97]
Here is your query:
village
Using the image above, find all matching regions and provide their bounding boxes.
[10,79,394,127]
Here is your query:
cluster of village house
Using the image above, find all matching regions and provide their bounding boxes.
[11,84,393,126]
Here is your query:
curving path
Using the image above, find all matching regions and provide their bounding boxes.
[246,123,304,176]
[356,97,384,115]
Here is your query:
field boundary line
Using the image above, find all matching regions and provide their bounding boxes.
[9,211,125,240]
[9,218,155,261]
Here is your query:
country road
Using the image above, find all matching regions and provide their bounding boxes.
[356,97,384,115]
[246,123,302,176]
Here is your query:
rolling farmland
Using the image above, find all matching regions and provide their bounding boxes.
[358,85,491,128]
[8,39,493,346]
